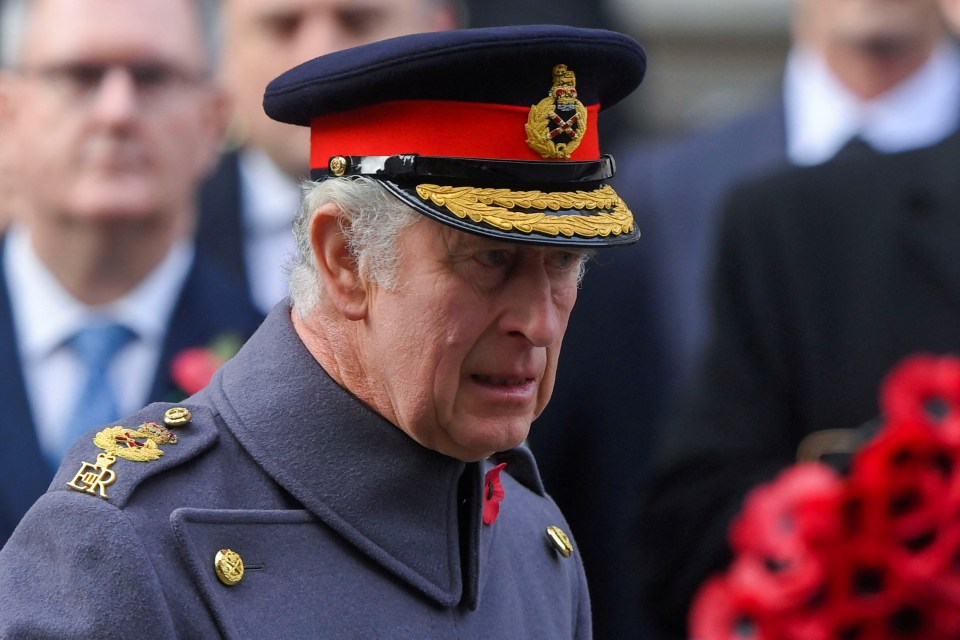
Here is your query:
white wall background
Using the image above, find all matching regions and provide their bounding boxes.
[606,0,793,137]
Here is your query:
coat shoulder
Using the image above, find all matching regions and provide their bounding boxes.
[51,401,220,509]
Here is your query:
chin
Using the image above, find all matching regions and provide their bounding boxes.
[69,193,163,224]
[457,423,530,460]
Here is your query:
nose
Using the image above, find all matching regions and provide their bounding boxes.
[500,264,570,348]
[88,67,138,123]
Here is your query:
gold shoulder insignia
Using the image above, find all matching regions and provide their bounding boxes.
[525,64,588,159]
[65,405,210,503]
[93,422,178,462]
[66,453,118,499]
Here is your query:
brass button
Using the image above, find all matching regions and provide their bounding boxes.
[163,407,192,428]
[214,549,244,586]
[329,156,349,176]
[545,526,573,558]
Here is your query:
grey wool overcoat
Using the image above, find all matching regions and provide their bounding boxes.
[0,304,591,639]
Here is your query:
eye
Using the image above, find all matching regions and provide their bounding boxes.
[260,12,303,41]
[337,8,388,38]
[546,250,582,271]
[129,63,183,91]
[52,63,106,96]
[475,249,511,268]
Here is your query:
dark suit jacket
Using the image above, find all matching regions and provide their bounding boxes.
[0,239,265,545]
[613,102,788,383]
[635,131,960,639]
[196,150,248,289]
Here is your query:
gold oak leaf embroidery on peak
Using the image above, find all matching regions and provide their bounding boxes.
[415,184,634,238]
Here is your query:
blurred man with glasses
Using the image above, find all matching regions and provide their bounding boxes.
[0,0,263,546]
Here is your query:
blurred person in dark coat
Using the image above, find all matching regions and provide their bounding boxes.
[634,0,960,635]
[0,25,648,637]
[0,0,263,546]
[618,0,960,386]
[538,2,960,636]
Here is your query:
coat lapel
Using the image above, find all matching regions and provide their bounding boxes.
[148,252,264,404]
[0,237,55,542]
[196,151,248,286]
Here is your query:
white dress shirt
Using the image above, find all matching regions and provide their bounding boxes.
[4,224,193,462]
[238,147,303,314]
[784,40,960,166]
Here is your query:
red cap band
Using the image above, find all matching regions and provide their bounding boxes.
[310,99,601,169]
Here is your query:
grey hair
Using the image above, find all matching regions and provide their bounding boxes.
[288,177,422,314]
[0,0,222,69]
[288,176,595,314]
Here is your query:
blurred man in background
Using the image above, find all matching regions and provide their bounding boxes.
[617,0,959,385]
[197,0,460,313]
[629,0,960,637]
[0,0,263,545]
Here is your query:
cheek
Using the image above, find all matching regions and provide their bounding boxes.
[425,303,492,405]
[536,346,563,408]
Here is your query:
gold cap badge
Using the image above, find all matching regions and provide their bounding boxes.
[525,64,588,159]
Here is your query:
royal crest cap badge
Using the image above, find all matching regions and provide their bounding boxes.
[525,64,588,159]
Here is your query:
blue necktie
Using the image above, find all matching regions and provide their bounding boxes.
[53,323,135,468]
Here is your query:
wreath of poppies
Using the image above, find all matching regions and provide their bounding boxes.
[691,354,960,640]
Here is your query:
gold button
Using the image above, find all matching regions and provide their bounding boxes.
[214,549,244,586]
[163,407,192,428]
[545,526,573,558]
[329,156,349,176]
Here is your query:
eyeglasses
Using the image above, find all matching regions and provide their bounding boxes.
[15,61,208,107]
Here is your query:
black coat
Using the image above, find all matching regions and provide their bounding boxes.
[635,132,960,639]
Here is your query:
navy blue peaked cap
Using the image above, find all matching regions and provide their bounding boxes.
[264,25,647,247]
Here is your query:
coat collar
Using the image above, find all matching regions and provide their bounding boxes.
[212,304,490,607]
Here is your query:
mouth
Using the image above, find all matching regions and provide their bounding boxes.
[471,374,534,387]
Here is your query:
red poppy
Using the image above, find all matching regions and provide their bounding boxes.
[690,354,960,640]
[170,333,244,396]
[483,462,507,526]
[881,354,960,449]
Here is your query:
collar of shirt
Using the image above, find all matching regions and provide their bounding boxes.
[784,40,960,166]
[6,223,194,359]
[239,146,303,235]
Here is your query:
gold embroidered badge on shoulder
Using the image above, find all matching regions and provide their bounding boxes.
[92,422,178,463]
[525,64,588,159]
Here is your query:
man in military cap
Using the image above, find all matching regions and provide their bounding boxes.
[0,25,645,638]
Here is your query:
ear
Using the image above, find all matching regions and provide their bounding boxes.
[310,203,368,320]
